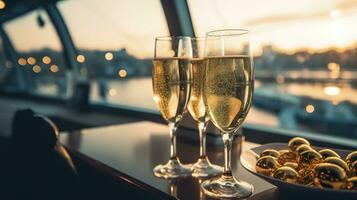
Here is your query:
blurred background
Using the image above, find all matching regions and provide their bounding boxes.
[0,0,356,141]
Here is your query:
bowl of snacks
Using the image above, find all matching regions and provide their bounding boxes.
[240,137,357,198]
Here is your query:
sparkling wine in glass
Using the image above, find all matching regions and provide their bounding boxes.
[188,37,223,178]
[201,29,254,198]
[152,36,193,179]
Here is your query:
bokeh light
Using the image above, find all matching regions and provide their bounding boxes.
[5,61,12,68]
[276,75,285,84]
[32,65,41,73]
[118,69,127,78]
[17,58,27,66]
[0,1,6,10]
[50,64,59,73]
[27,57,36,65]
[329,10,341,19]
[42,56,51,64]
[324,86,341,96]
[305,104,315,113]
[109,88,117,96]
[105,52,113,61]
[77,54,85,63]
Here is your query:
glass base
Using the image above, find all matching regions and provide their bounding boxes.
[201,174,254,198]
[153,158,193,179]
[191,157,223,178]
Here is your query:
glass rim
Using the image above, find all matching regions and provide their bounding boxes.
[155,36,191,41]
[206,29,249,37]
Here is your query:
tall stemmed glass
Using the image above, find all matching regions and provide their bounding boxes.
[188,37,223,178]
[201,29,254,198]
[152,36,193,179]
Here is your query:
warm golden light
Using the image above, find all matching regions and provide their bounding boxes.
[276,75,285,84]
[324,86,341,96]
[329,10,341,19]
[169,50,175,57]
[50,64,59,73]
[27,57,36,65]
[327,62,340,71]
[118,69,127,78]
[306,104,315,113]
[109,88,117,96]
[18,58,27,66]
[295,55,307,63]
[32,65,41,73]
[77,54,85,63]
[42,56,51,64]
[105,52,113,61]
[0,1,6,9]
[327,62,340,79]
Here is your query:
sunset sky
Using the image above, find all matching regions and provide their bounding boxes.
[4,0,357,58]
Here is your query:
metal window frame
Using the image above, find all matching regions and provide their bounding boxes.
[0,1,80,100]
[0,26,28,91]
[44,3,78,74]
[44,3,85,101]
[160,0,195,36]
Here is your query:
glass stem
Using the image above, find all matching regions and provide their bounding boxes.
[198,122,207,159]
[169,122,178,160]
[222,133,233,175]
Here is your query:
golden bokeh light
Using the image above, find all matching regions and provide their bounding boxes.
[118,69,127,78]
[324,86,341,96]
[327,62,340,71]
[0,1,6,9]
[327,62,340,79]
[32,65,41,73]
[109,88,117,96]
[77,54,85,63]
[18,58,27,66]
[27,57,36,65]
[42,56,51,64]
[306,104,315,113]
[105,52,113,61]
[276,74,285,84]
[50,64,59,73]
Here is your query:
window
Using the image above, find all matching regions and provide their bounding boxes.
[0,38,16,89]
[4,8,67,97]
[188,0,357,139]
[58,0,169,111]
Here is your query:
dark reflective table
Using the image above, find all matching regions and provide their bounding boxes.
[59,121,277,200]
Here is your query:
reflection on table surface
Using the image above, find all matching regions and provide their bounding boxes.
[59,121,276,200]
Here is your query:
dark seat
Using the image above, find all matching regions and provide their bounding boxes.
[0,109,80,200]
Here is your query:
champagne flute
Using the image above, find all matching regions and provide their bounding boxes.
[152,36,193,179]
[188,37,223,178]
[201,29,254,198]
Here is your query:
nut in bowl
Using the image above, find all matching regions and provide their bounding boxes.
[240,137,357,199]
